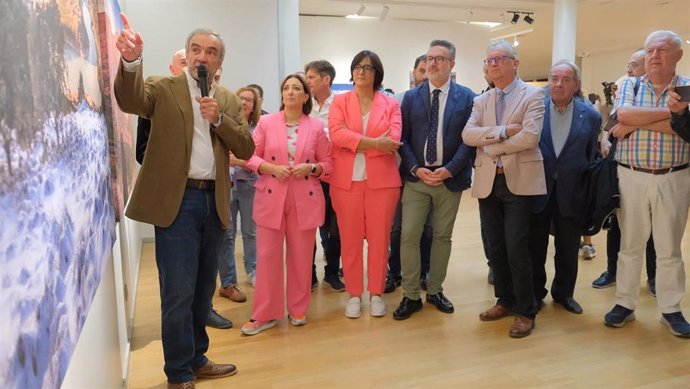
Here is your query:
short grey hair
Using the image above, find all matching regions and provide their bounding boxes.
[185,28,226,62]
[550,60,581,82]
[644,30,683,51]
[487,40,517,58]
[429,39,456,60]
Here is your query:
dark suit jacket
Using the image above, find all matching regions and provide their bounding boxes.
[135,117,150,164]
[671,109,690,143]
[114,62,254,229]
[399,80,476,192]
[532,97,601,217]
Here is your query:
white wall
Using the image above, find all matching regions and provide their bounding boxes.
[581,45,690,98]
[300,17,493,95]
[121,0,287,112]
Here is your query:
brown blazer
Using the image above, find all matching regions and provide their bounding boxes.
[114,62,254,229]
[462,79,546,198]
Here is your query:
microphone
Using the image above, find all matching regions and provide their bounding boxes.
[197,64,209,97]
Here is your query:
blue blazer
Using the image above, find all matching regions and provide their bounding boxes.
[399,80,476,192]
[532,97,601,217]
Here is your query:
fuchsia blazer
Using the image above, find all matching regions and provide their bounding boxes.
[328,91,402,190]
[246,111,333,231]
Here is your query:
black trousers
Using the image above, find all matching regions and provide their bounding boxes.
[479,175,538,318]
[312,182,341,277]
[528,187,581,301]
[606,215,656,281]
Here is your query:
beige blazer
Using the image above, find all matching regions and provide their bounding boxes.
[462,80,546,198]
[114,61,254,229]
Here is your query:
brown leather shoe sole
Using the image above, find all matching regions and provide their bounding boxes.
[479,304,513,321]
[509,316,535,338]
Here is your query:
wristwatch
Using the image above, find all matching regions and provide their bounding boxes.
[310,164,317,175]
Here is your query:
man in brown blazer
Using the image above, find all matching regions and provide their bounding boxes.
[114,14,254,389]
[462,40,546,338]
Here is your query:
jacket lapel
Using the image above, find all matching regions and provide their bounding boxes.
[503,81,528,125]
[347,92,364,134]
[172,74,194,154]
[560,100,586,156]
[294,114,310,162]
[420,81,431,123]
[366,93,386,137]
[543,98,555,155]
[278,111,290,163]
[442,83,459,138]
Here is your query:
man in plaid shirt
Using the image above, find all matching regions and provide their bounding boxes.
[604,30,690,338]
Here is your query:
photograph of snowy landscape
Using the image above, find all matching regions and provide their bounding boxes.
[0,1,116,388]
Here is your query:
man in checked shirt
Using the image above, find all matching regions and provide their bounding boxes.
[604,30,690,338]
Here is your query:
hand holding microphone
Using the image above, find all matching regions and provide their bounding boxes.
[194,64,220,124]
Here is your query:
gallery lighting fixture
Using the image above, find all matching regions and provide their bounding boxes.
[510,12,520,24]
[513,36,519,47]
[356,3,366,16]
[508,10,535,25]
[523,13,534,24]
[379,5,389,22]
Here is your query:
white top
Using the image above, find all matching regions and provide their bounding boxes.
[310,92,334,139]
[352,112,370,181]
[425,79,450,166]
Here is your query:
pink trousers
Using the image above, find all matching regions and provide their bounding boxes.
[251,184,316,322]
[331,180,399,296]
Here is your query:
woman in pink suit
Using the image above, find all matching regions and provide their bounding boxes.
[329,50,402,318]
[241,74,332,335]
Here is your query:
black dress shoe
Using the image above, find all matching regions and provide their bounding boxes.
[554,297,583,314]
[426,292,454,313]
[420,273,428,291]
[207,309,233,329]
[393,297,423,320]
[384,277,401,294]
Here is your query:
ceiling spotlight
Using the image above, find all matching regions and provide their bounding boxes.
[379,5,389,22]
[356,3,366,16]
[513,36,519,47]
[510,12,520,24]
[523,13,534,24]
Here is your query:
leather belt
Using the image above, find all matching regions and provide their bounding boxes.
[186,178,215,191]
[618,162,689,175]
[496,166,505,175]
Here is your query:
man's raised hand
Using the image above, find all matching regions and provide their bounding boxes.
[115,13,143,62]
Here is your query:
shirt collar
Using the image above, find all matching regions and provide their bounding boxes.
[429,78,451,95]
[184,68,216,95]
[496,77,519,96]
[550,98,574,114]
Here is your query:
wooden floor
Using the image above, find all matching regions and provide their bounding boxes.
[127,195,690,388]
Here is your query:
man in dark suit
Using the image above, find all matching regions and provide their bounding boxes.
[135,49,186,164]
[115,15,254,389]
[393,39,476,320]
[529,61,601,315]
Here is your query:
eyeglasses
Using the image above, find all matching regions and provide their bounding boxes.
[426,56,451,63]
[483,56,515,65]
[626,61,642,69]
[353,65,375,73]
[239,96,255,103]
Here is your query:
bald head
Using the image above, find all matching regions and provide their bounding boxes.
[169,49,186,76]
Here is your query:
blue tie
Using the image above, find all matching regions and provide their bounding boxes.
[427,89,441,164]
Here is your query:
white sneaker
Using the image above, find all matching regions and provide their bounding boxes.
[370,295,387,317]
[582,244,596,259]
[345,296,361,318]
[248,271,256,287]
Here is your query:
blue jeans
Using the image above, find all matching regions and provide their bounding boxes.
[154,187,223,383]
[218,179,257,287]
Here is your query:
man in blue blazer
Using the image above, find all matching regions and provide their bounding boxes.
[393,39,476,320]
[528,61,601,314]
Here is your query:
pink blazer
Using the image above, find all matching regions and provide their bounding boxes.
[246,112,333,231]
[328,91,402,190]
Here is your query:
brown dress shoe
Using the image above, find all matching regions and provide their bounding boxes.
[219,285,247,303]
[479,303,513,321]
[194,360,238,379]
[168,381,195,389]
[509,315,535,338]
